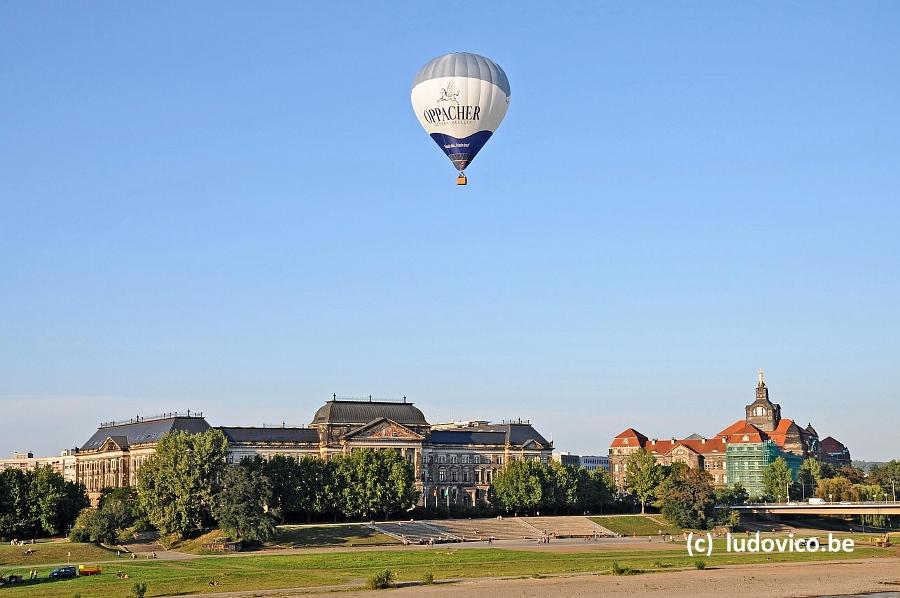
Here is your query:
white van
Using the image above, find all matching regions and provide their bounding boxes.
[808,497,825,504]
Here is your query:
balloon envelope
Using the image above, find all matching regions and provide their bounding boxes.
[411,52,510,173]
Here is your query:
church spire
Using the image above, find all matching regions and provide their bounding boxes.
[756,369,769,400]
[747,368,780,431]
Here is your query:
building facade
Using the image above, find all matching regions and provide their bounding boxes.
[580,455,611,473]
[24,399,552,507]
[75,412,211,503]
[551,452,610,472]
[0,450,78,483]
[609,372,850,497]
[552,452,581,467]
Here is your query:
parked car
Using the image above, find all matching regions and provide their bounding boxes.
[49,566,77,579]
[808,497,825,504]
[0,574,25,585]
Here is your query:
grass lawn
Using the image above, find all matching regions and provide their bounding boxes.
[0,541,117,567]
[591,515,682,536]
[0,543,891,598]
[273,524,398,548]
[174,524,398,554]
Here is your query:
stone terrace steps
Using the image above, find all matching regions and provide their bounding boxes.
[523,516,615,538]
[369,521,459,544]
[429,517,540,541]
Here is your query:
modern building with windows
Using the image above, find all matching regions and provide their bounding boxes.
[552,452,581,467]
[580,455,610,472]
[552,452,610,472]
[0,450,78,483]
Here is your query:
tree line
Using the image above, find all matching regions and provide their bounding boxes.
[71,429,420,543]
[621,449,745,529]
[622,449,900,530]
[489,459,617,515]
[0,466,88,540]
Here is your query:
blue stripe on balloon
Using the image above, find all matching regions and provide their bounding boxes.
[429,130,493,169]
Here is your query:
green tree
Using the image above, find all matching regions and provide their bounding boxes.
[490,460,544,515]
[295,456,329,523]
[624,450,664,513]
[332,449,418,519]
[0,466,87,539]
[29,466,89,536]
[818,461,837,479]
[835,465,866,484]
[318,459,342,522]
[714,483,748,506]
[655,467,716,529]
[797,459,823,499]
[213,465,275,541]
[869,460,900,500]
[70,487,142,544]
[136,429,228,538]
[543,462,577,514]
[816,476,858,502]
[762,457,794,501]
[0,469,27,539]
[584,468,616,513]
[240,455,292,523]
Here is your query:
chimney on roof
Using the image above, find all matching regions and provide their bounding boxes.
[333,393,336,401]
[403,396,407,403]
[369,394,372,402]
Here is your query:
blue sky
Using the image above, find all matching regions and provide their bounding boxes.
[2,2,898,460]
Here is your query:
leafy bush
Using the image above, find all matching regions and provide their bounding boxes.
[610,561,635,576]
[368,569,395,589]
[694,560,707,570]
[130,581,148,598]
[422,571,434,585]
[69,526,92,543]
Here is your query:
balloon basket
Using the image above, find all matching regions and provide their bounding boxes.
[456,173,467,186]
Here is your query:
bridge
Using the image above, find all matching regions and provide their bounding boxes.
[734,501,900,516]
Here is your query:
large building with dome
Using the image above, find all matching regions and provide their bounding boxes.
[64,397,554,506]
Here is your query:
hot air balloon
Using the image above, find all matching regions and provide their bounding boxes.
[411,52,510,185]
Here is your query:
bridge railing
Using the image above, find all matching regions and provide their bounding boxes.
[737,500,900,508]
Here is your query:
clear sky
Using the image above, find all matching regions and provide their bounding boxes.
[2,2,898,461]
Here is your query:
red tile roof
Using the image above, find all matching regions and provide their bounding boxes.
[611,428,648,448]
[820,436,847,453]
[768,418,796,447]
[645,439,674,454]
[719,422,769,444]
[716,419,748,438]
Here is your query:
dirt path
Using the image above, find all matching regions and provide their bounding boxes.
[180,557,900,598]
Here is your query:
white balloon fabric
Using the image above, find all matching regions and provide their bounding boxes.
[411,52,510,174]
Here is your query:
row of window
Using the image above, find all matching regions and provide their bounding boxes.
[426,454,499,465]
[424,453,549,465]
[427,467,495,484]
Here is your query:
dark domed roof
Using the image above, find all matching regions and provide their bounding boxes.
[311,399,429,427]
